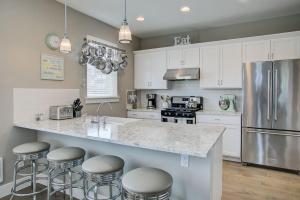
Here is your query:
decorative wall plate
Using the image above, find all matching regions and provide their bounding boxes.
[45,33,61,50]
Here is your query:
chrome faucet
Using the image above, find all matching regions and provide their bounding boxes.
[91,102,113,124]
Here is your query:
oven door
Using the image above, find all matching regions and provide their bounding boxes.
[161,116,175,123]
[174,117,195,124]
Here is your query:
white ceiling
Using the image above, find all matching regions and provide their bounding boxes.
[56,0,300,38]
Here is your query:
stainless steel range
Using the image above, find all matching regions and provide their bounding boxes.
[161,96,203,124]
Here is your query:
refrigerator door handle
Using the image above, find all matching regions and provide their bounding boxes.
[274,69,278,121]
[246,130,300,137]
[267,70,271,120]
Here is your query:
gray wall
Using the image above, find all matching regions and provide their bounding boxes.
[140,14,300,49]
[0,0,139,184]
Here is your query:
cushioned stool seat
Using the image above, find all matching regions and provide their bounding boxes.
[82,155,124,174]
[47,147,85,162]
[12,142,50,155]
[122,167,173,194]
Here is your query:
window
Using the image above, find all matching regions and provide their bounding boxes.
[86,63,119,103]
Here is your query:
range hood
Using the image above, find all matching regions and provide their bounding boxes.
[163,68,200,80]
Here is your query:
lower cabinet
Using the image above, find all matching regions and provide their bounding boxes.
[197,114,241,161]
[127,111,161,120]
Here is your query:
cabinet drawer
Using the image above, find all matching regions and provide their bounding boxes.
[127,111,161,120]
[196,114,241,125]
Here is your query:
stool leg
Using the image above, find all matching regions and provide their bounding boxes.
[69,169,73,200]
[94,184,98,200]
[47,169,53,200]
[109,183,113,199]
[32,160,37,200]
[83,174,87,200]
[63,169,66,200]
[9,161,19,200]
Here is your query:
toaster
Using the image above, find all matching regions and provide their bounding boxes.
[49,105,73,120]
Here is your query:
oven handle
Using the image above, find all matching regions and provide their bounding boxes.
[246,130,300,137]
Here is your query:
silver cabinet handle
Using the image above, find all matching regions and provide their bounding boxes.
[246,130,300,137]
[274,69,278,121]
[267,70,271,120]
[272,53,274,60]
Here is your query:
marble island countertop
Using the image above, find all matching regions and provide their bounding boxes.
[14,116,225,158]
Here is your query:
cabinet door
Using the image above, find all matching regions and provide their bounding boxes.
[271,37,299,60]
[150,51,168,89]
[167,48,182,69]
[220,43,242,88]
[200,46,220,88]
[223,125,241,159]
[243,40,270,62]
[182,47,200,68]
[134,53,152,89]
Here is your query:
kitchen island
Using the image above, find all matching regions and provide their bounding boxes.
[14,116,224,200]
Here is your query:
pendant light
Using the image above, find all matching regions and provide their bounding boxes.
[119,0,132,44]
[60,0,72,53]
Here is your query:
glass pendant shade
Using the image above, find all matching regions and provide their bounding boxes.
[60,36,72,53]
[119,20,132,44]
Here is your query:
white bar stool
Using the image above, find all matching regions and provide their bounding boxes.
[10,142,50,200]
[46,146,85,200]
[82,155,124,200]
[122,167,173,200]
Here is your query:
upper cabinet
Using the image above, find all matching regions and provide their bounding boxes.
[167,47,199,69]
[271,37,299,60]
[200,43,242,89]
[243,37,300,62]
[134,50,168,90]
[242,40,270,62]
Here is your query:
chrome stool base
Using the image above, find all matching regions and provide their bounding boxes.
[47,158,85,200]
[84,169,123,200]
[123,188,172,200]
[10,150,49,200]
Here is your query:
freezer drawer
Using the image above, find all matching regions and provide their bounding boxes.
[242,128,300,171]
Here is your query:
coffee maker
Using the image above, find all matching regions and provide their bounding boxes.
[146,94,157,109]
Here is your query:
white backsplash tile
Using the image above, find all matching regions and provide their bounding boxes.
[138,80,242,112]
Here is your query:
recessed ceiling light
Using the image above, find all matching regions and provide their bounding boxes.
[180,6,191,13]
[136,16,145,22]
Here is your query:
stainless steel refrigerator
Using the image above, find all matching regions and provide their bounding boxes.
[242,59,300,172]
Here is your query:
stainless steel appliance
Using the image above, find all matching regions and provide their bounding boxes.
[163,68,200,80]
[161,96,203,124]
[49,105,73,120]
[146,94,157,109]
[242,59,300,172]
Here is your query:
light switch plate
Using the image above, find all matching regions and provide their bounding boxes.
[180,154,189,168]
[0,157,3,183]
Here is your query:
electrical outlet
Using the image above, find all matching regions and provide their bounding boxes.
[180,154,189,168]
[0,157,3,183]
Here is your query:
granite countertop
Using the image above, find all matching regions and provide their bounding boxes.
[14,116,224,158]
[128,108,241,116]
[127,108,161,112]
[197,110,242,116]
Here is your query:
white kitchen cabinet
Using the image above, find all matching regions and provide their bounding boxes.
[271,37,300,60]
[200,46,220,88]
[243,37,300,62]
[197,114,241,161]
[134,50,167,89]
[242,40,271,62]
[167,47,199,69]
[200,44,242,89]
[220,43,243,88]
[127,111,161,120]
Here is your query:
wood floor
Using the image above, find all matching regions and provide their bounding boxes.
[1,161,299,200]
[222,161,300,200]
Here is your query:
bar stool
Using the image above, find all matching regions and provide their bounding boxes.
[46,146,85,200]
[10,142,50,200]
[122,167,173,200]
[82,155,124,200]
